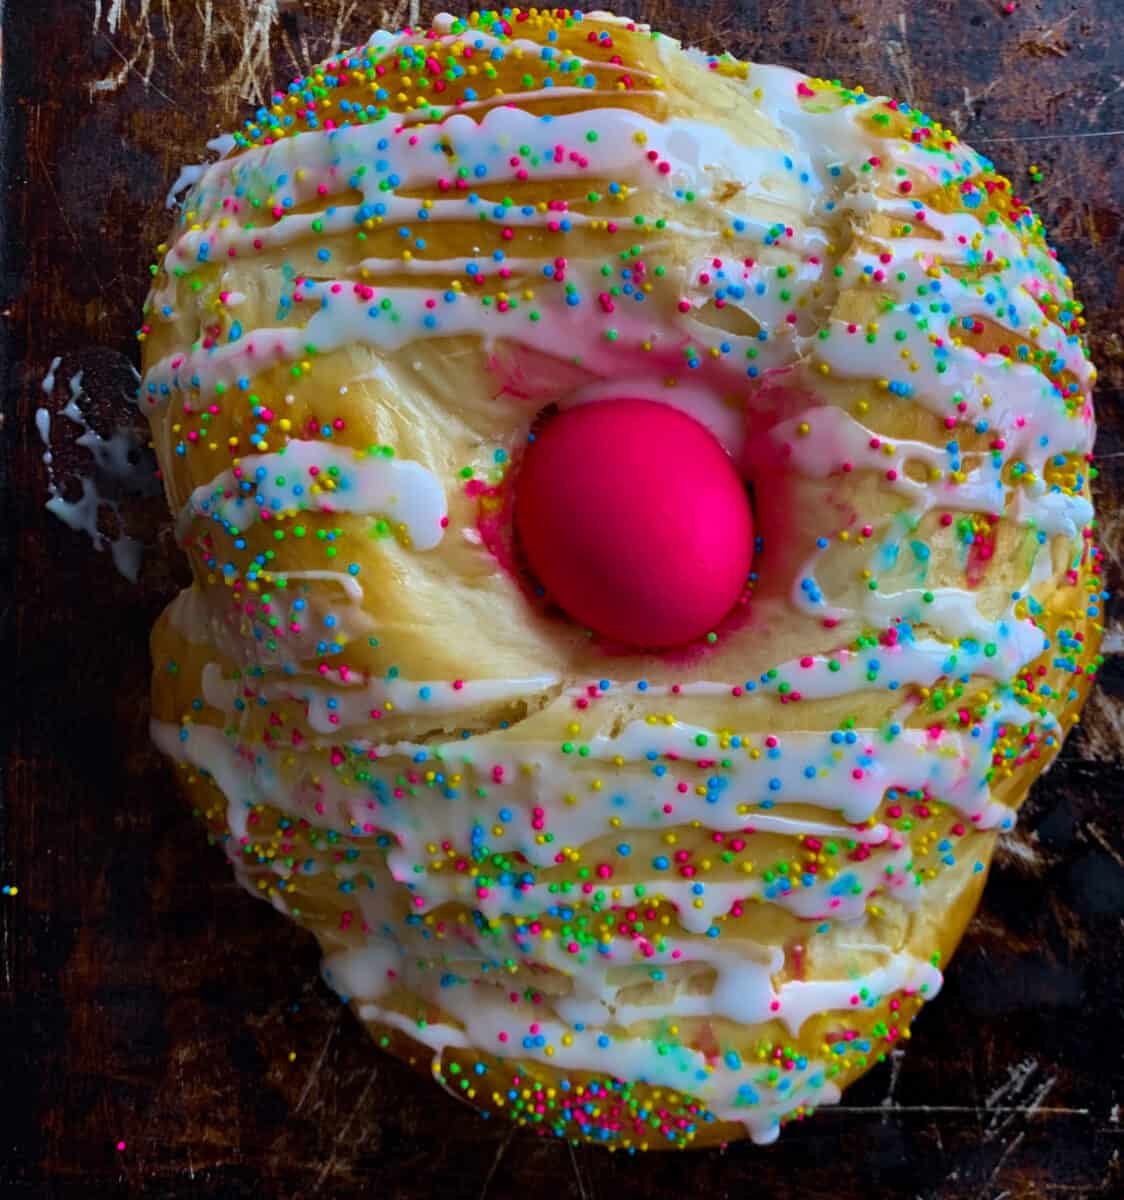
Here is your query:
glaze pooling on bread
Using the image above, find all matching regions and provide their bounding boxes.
[142,9,1104,1147]
[180,439,449,548]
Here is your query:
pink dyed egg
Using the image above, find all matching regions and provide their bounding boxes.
[514,398,753,649]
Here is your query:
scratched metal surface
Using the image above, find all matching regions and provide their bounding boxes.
[1,1,1123,1197]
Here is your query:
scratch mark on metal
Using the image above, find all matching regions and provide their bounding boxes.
[995,830,1046,874]
[975,128,1124,143]
[311,1067,379,1194]
[159,0,181,66]
[1088,76,1124,121]
[983,1059,1058,1145]
[0,893,13,993]
[274,17,301,79]
[99,33,176,105]
[30,137,106,296]
[883,11,916,108]
[478,1129,516,1200]
[1085,822,1124,869]
[380,1,418,30]
[230,0,283,105]
[948,79,1002,133]
[834,1104,1088,1117]
[199,0,213,74]
[566,1142,593,1200]
[293,1015,339,1116]
[987,1130,1026,1196]
[93,0,126,34]
[880,1048,905,1120]
[328,0,360,58]
[90,0,154,96]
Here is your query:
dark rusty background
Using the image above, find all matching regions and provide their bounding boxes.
[2,2,1123,1197]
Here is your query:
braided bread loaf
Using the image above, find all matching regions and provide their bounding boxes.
[141,9,1102,1148]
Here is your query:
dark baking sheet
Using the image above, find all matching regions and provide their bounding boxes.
[2,1,1123,1196]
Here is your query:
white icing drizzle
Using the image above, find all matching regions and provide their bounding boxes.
[37,359,158,581]
[165,133,238,209]
[321,908,938,1143]
[155,706,1010,891]
[767,406,999,511]
[201,660,559,731]
[180,439,448,549]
